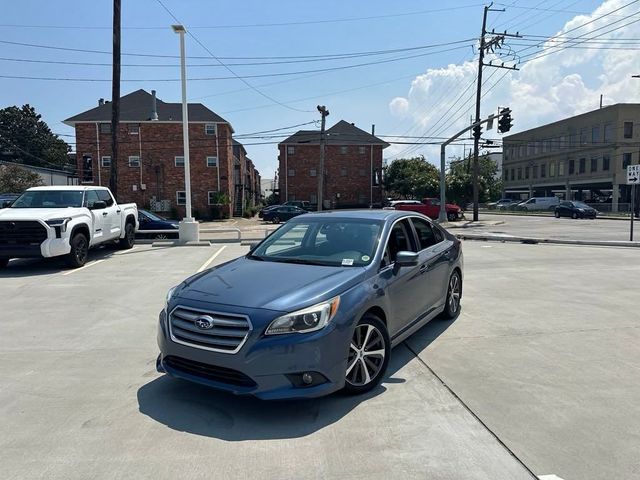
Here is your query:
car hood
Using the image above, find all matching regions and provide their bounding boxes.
[445,203,461,211]
[0,208,86,221]
[176,256,367,312]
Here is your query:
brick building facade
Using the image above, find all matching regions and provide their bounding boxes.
[277,120,388,208]
[64,89,260,218]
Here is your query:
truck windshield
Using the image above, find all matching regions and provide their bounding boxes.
[10,191,84,208]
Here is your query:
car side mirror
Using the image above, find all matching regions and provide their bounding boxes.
[395,251,419,267]
[89,201,107,210]
[1,200,11,208]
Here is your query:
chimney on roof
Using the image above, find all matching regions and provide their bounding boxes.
[351,122,355,126]
[98,98,104,106]
[371,124,375,135]
[151,90,159,121]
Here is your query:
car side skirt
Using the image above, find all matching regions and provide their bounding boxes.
[390,305,444,348]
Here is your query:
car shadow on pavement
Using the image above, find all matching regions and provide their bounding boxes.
[137,316,457,440]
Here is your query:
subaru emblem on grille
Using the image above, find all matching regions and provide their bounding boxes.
[194,315,215,330]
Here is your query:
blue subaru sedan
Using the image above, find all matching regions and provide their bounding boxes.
[156,210,463,400]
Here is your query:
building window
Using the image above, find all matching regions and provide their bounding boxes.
[559,136,566,150]
[540,164,546,178]
[175,156,185,167]
[82,154,93,183]
[525,166,530,179]
[207,191,218,205]
[519,145,526,157]
[205,124,217,136]
[532,165,538,179]
[340,167,347,177]
[101,156,111,167]
[569,132,577,147]
[517,168,522,180]
[340,146,348,154]
[535,141,542,154]
[206,156,218,167]
[549,162,555,177]
[590,157,598,173]
[309,168,317,177]
[559,161,565,176]
[580,128,588,144]
[128,124,139,135]
[288,168,295,177]
[623,152,632,169]
[602,154,610,171]
[528,143,535,156]
[310,193,317,204]
[176,191,186,205]
[543,140,549,153]
[579,158,586,174]
[624,122,633,139]
[604,124,613,142]
[128,156,140,167]
[287,146,295,155]
[569,159,575,174]
[358,146,366,154]
[99,123,111,134]
[591,126,600,143]
[510,169,515,181]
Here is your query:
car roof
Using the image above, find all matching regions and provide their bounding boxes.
[27,186,109,192]
[291,209,424,222]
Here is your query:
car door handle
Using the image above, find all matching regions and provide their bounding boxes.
[116,209,121,214]
[419,264,428,272]
[102,212,109,216]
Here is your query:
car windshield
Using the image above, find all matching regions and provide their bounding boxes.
[250,218,383,267]
[141,210,166,221]
[10,190,84,208]
[573,201,590,209]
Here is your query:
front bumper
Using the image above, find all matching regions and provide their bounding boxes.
[156,306,351,400]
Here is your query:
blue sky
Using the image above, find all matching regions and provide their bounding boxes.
[0,0,625,179]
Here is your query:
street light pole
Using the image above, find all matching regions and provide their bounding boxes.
[172,24,199,242]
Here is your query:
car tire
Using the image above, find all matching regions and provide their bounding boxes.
[447,212,457,222]
[441,270,462,319]
[0,258,9,268]
[554,211,560,218]
[571,212,578,219]
[344,314,390,395]
[155,233,168,240]
[66,232,89,268]
[271,216,280,224]
[118,222,135,249]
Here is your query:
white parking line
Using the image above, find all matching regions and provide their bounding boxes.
[538,475,566,480]
[61,259,105,276]
[196,246,227,273]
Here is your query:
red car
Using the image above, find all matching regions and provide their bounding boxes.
[393,198,463,221]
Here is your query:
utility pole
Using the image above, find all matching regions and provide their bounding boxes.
[109,0,121,196]
[317,105,329,211]
[471,2,520,221]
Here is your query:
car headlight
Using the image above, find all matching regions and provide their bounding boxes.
[171,224,179,229]
[265,297,341,335]
[578,208,585,212]
[45,217,72,232]
[164,285,178,311]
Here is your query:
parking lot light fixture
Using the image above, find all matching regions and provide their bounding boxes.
[172,24,199,242]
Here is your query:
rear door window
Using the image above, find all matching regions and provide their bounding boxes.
[411,217,440,250]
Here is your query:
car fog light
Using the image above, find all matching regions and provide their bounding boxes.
[302,372,313,385]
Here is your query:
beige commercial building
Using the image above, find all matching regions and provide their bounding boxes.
[502,103,639,212]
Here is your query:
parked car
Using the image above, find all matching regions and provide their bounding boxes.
[262,205,307,223]
[258,204,281,218]
[516,197,560,211]
[157,210,463,399]
[283,200,312,211]
[383,199,423,210]
[554,201,598,219]
[0,193,20,208]
[137,209,179,239]
[0,186,138,268]
[394,198,463,221]
[489,198,517,210]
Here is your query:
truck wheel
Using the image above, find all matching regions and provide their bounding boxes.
[119,222,135,249]
[67,233,89,268]
[0,258,9,268]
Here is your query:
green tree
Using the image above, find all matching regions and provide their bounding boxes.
[384,156,440,199]
[0,105,70,168]
[446,153,503,206]
[0,164,44,193]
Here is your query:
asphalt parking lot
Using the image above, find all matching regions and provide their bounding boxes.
[1,240,638,479]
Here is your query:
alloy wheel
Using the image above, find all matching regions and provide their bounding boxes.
[448,273,461,314]
[155,233,168,240]
[75,237,88,264]
[346,324,386,387]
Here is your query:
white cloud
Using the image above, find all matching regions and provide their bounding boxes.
[387,0,640,162]
[389,97,409,117]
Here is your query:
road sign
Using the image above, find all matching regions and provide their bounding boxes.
[628,164,640,184]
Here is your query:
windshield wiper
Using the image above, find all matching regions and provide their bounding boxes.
[246,253,265,261]
[269,257,335,266]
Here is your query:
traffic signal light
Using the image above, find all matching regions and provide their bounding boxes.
[472,124,482,140]
[498,108,513,133]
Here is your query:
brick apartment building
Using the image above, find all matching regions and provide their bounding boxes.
[232,139,262,216]
[277,120,388,208]
[64,89,260,218]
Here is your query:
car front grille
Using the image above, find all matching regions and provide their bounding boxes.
[164,356,256,387]
[169,306,252,354]
[0,221,48,245]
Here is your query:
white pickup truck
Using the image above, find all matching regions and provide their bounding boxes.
[0,186,138,268]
